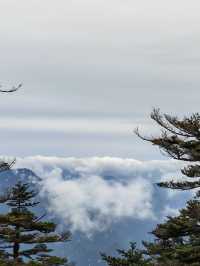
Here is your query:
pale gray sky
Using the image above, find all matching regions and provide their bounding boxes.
[0,0,200,158]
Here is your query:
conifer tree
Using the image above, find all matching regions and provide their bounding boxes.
[0,85,73,265]
[136,108,200,192]
[103,109,200,266]
[136,109,200,265]
[101,242,152,266]
[143,199,200,266]
[0,181,71,266]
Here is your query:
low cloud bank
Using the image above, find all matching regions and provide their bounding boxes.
[14,156,183,235]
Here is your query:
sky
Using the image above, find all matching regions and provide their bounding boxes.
[0,0,200,158]
[15,156,185,236]
[13,156,191,265]
[1,1,200,265]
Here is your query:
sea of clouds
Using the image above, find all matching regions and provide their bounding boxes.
[14,156,188,236]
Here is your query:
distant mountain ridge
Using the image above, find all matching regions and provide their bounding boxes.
[0,156,191,266]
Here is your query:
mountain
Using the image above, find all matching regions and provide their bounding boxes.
[0,156,192,266]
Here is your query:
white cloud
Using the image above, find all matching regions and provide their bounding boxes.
[15,156,182,180]
[162,206,180,220]
[0,117,151,136]
[39,169,154,235]
[13,156,186,235]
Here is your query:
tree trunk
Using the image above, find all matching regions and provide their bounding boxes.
[13,241,19,260]
[13,226,20,262]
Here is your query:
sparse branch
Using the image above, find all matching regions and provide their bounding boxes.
[0,83,22,93]
[135,108,200,192]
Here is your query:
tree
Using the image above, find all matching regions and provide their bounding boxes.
[101,242,152,266]
[102,109,200,266]
[143,199,200,266]
[0,83,22,93]
[136,108,200,192]
[0,181,72,266]
[135,109,200,265]
[0,87,73,265]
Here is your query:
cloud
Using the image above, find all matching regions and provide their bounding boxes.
[0,117,148,136]
[15,156,182,181]
[11,156,190,236]
[0,0,200,160]
[40,169,154,235]
[11,156,192,266]
[161,206,180,220]
[13,156,187,235]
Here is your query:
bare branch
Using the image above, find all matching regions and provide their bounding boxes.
[0,83,22,93]
[33,212,47,223]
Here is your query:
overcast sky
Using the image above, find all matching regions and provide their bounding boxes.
[0,0,200,158]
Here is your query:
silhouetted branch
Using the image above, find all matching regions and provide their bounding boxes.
[0,83,22,93]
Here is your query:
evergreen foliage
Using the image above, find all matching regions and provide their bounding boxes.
[143,200,200,265]
[101,242,152,266]
[103,110,200,266]
[0,181,71,265]
[138,110,200,265]
[136,108,200,191]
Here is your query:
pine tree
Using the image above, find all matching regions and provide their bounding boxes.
[136,109,200,265]
[103,109,200,266]
[142,199,200,266]
[101,242,152,266]
[102,110,200,266]
[136,108,200,192]
[0,85,72,265]
[0,181,71,266]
